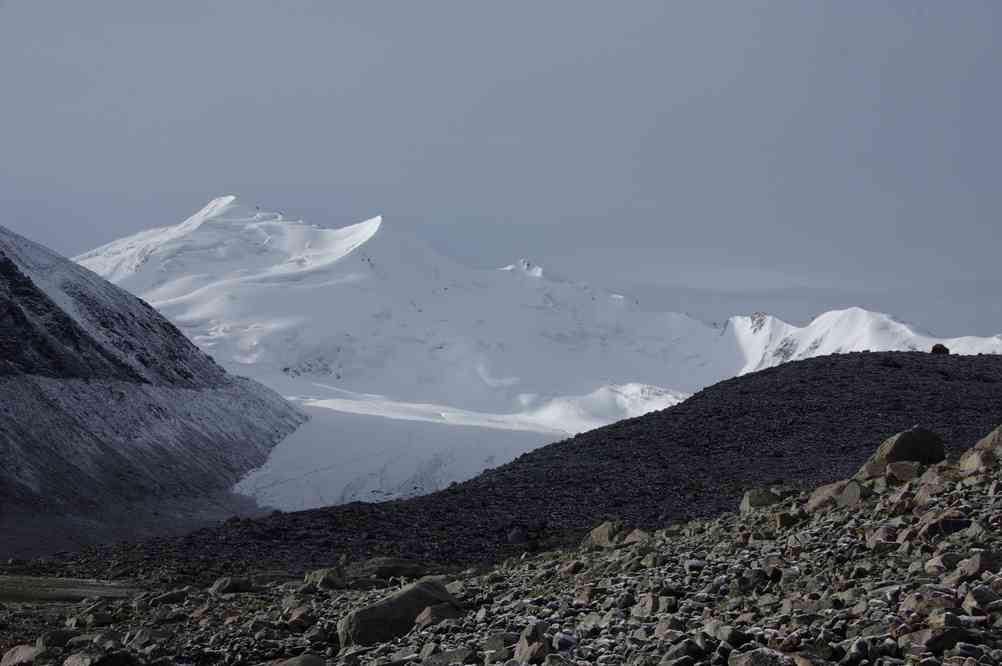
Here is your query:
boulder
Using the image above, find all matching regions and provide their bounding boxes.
[514,621,550,664]
[208,576,255,595]
[304,567,347,590]
[728,648,795,666]
[931,343,951,355]
[885,460,921,482]
[1,646,44,666]
[959,425,1002,475]
[582,521,624,549]
[423,646,478,665]
[622,528,652,545]
[898,627,977,655]
[952,551,1001,583]
[349,557,428,580]
[959,448,997,476]
[338,578,459,647]
[287,605,316,631]
[962,585,1001,615]
[899,584,960,615]
[917,509,971,539]
[836,479,873,508]
[855,427,944,479]
[739,488,781,514]
[806,481,846,513]
[482,633,519,664]
[663,638,705,661]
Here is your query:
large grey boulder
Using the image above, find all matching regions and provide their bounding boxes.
[855,426,944,479]
[338,578,459,647]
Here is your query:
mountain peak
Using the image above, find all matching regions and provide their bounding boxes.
[75,199,384,295]
[176,195,313,232]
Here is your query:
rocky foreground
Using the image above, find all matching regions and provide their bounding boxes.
[5,424,1002,665]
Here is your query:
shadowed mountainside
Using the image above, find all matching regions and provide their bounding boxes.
[0,225,305,554]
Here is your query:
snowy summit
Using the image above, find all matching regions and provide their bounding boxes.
[77,197,1002,509]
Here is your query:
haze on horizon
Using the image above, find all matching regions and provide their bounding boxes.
[2,1,1000,335]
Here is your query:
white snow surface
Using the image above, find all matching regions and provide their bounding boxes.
[77,196,1002,509]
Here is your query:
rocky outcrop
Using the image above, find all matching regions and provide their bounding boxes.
[854,426,945,479]
[337,579,459,647]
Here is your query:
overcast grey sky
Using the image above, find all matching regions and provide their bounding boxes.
[2,2,1000,334]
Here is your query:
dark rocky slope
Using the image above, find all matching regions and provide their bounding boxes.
[0,226,305,554]
[19,351,1002,584]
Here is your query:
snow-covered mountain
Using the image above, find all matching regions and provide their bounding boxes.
[77,196,1002,509]
[0,223,304,526]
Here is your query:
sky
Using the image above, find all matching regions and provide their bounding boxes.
[2,1,1000,334]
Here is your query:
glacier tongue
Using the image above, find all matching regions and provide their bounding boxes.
[76,196,1002,510]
